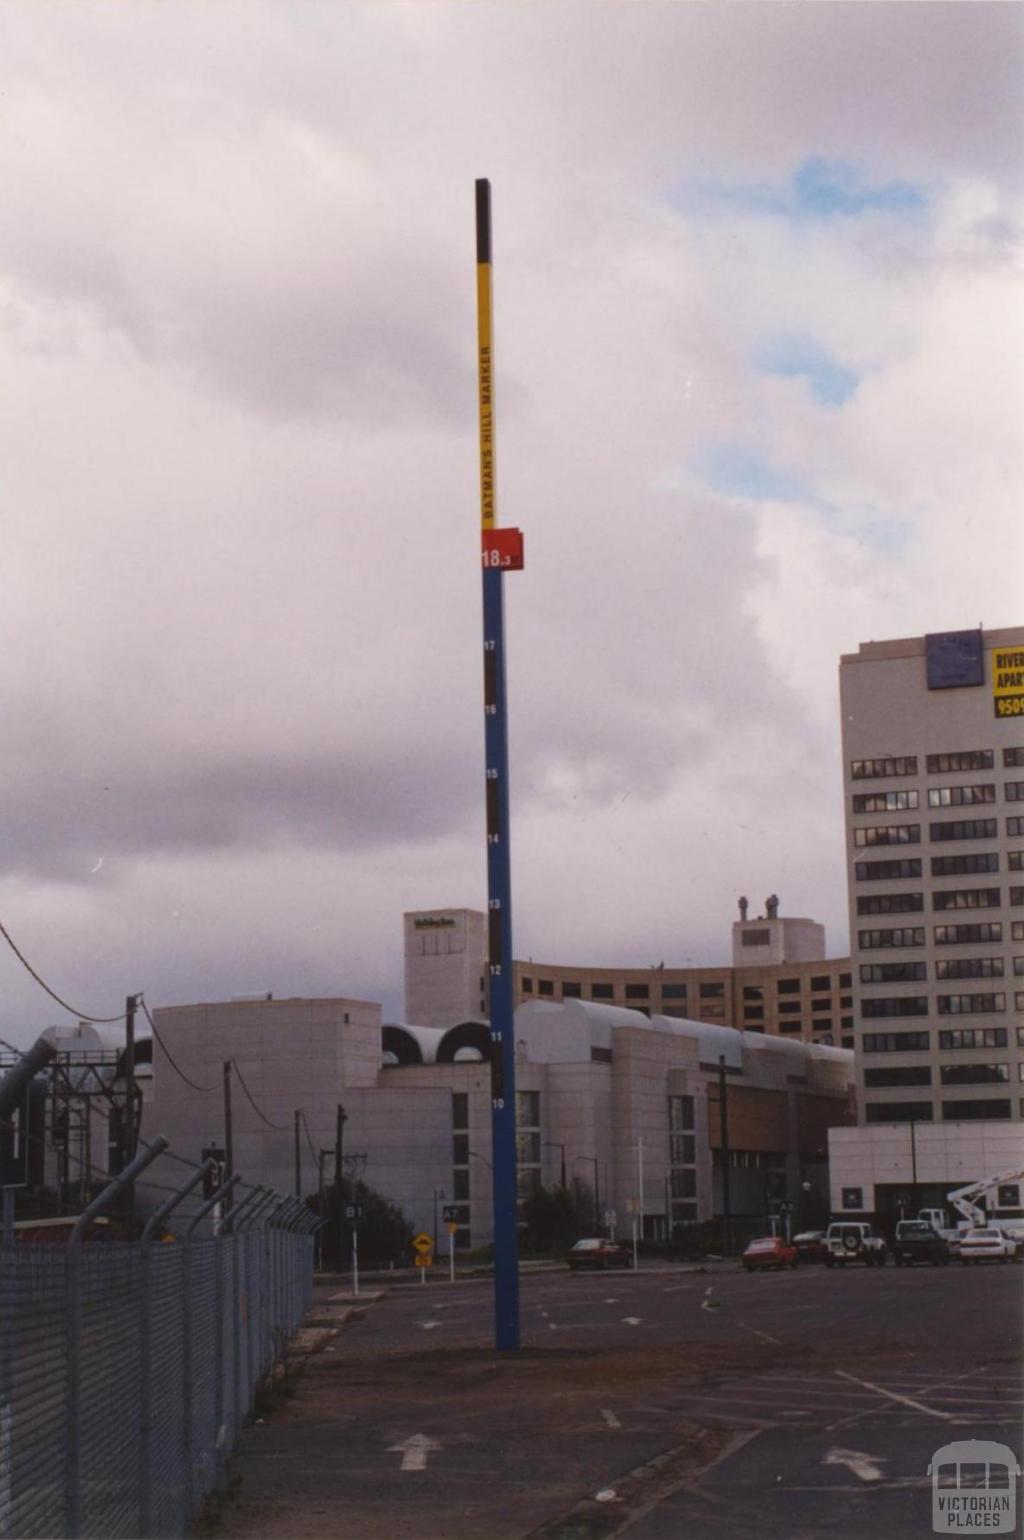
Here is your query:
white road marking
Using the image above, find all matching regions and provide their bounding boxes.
[601,1408,621,1429]
[417,1320,441,1331]
[388,1433,441,1472]
[621,1316,642,1326]
[824,1447,886,1482]
[834,1369,954,1421]
[737,1323,782,1345]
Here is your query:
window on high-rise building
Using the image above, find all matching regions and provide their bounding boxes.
[928,784,996,807]
[865,1102,933,1122]
[862,997,929,1018]
[864,1066,932,1087]
[940,1064,1009,1086]
[851,756,917,778]
[857,893,924,915]
[859,927,926,948]
[853,790,919,813]
[927,750,993,773]
[936,993,1005,1014]
[931,853,999,877]
[935,958,1004,980]
[935,922,1002,944]
[931,818,998,841]
[938,1028,1007,1050]
[941,1100,1011,1121]
[933,889,1001,911]
[860,961,927,983]
[854,824,920,847]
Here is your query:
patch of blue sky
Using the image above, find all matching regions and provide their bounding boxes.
[684,443,918,560]
[675,157,928,223]
[693,442,814,504]
[756,333,860,408]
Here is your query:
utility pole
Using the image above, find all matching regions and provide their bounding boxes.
[222,1062,234,1215]
[636,1135,645,1239]
[333,1104,346,1269]
[294,1110,301,1198]
[124,994,138,1166]
[718,1055,731,1253]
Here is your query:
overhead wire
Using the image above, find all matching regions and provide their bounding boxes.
[230,1058,290,1132]
[139,997,218,1094]
[299,1108,319,1165]
[0,917,126,1023]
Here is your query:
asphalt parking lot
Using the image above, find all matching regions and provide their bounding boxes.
[209,1261,1023,1540]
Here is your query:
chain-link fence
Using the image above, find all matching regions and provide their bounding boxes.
[0,1171,316,1538]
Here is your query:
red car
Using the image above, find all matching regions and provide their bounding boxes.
[742,1236,798,1272]
[567,1237,633,1270]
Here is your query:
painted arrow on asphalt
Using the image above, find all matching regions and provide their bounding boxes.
[389,1434,442,1472]
[824,1447,886,1483]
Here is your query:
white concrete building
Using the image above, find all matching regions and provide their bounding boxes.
[148,994,853,1251]
[403,909,489,1028]
[829,625,1024,1221]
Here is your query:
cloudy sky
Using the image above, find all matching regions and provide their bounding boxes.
[0,2,1021,1044]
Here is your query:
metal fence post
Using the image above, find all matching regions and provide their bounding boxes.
[65,1136,168,1539]
[185,1172,240,1496]
[140,1161,215,1537]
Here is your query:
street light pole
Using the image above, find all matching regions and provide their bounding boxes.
[543,1142,566,1189]
[575,1156,600,1233]
[718,1055,731,1254]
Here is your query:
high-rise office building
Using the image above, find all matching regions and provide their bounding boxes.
[830,625,1024,1218]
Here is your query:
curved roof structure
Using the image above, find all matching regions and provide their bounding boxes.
[382,1023,447,1066]
[436,1020,492,1063]
[515,998,850,1070]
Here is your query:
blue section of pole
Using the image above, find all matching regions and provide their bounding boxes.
[482,563,520,1351]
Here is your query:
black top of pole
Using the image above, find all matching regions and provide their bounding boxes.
[475,179,491,264]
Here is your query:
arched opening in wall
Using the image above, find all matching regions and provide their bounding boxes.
[382,1027,425,1066]
[437,1021,492,1064]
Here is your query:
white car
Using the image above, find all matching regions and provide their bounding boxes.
[958,1227,1020,1264]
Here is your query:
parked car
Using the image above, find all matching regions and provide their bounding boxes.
[825,1221,888,1268]
[567,1237,633,1271]
[742,1236,798,1272]
[792,1230,829,1264]
[958,1227,1020,1265]
[892,1220,951,1267]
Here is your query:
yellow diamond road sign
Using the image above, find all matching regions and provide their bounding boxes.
[413,1232,434,1255]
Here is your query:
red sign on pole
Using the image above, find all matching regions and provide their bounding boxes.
[481,528,524,571]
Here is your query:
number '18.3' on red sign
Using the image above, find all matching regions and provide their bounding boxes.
[481,528,524,571]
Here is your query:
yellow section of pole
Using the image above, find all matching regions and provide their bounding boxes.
[476,180,496,531]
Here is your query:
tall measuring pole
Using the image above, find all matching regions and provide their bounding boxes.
[476,178,522,1352]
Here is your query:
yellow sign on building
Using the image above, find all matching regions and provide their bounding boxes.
[993,646,1024,718]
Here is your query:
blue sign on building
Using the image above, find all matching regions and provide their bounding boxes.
[925,629,984,690]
